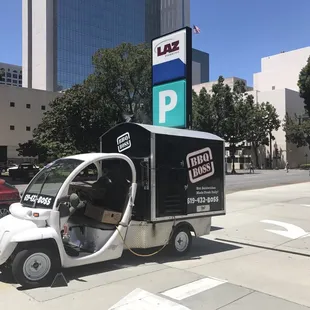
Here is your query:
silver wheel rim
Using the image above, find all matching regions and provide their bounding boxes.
[23,253,51,281]
[0,208,10,218]
[175,231,189,252]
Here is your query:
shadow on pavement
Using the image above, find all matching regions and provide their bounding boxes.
[63,237,241,284]
[0,236,241,289]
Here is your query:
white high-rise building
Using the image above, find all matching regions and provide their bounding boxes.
[0,63,22,87]
[254,46,310,92]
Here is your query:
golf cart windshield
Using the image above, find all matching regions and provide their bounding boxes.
[21,158,83,209]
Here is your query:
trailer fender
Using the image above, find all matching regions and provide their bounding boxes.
[171,221,196,237]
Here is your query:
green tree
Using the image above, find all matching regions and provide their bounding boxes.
[192,88,215,132]
[16,140,47,162]
[298,56,310,116]
[86,42,152,123]
[31,84,120,159]
[246,102,280,168]
[193,77,251,174]
[283,114,310,149]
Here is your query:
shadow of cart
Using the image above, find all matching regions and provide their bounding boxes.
[0,234,241,289]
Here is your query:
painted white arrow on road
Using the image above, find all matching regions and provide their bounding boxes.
[109,288,190,310]
[261,220,310,239]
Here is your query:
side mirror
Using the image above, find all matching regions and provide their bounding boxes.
[69,193,80,209]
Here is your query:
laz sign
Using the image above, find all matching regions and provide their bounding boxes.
[152,28,187,85]
[157,40,180,56]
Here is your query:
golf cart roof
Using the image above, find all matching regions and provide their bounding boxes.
[100,123,224,141]
[64,153,109,161]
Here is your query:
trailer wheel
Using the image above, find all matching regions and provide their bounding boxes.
[170,226,192,256]
[12,247,58,288]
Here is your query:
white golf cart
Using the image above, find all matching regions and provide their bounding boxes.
[0,123,225,289]
[0,153,138,288]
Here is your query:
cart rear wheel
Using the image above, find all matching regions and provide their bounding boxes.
[170,227,192,256]
[12,247,58,288]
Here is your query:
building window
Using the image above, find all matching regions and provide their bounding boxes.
[26,103,31,109]
[19,75,22,79]
[13,74,17,79]
[272,86,275,90]
[10,102,15,107]
[13,80,17,84]
[7,73,11,78]
[26,126,31,131]
[10,125,15,130]
[41,105,46,111]
[7,78,11,83]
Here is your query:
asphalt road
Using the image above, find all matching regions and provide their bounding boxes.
[1,182,310,309]
[8,169,310,195]
[225,169,310,193]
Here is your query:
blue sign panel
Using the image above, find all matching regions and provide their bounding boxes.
[152,80,187,128]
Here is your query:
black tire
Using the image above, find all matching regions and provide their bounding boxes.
[0,205,10,219]
[170,226,192,256]
[12,247,59,288]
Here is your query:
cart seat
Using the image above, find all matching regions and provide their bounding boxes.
[69,215,116,230]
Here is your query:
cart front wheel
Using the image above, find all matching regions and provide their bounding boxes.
[0,205,10,219]
[12,247,57,288]
[170,227,192,255]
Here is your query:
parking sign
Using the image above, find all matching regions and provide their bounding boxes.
[152,80,186,128]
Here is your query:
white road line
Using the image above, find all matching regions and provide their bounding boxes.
[161,277,227,301]
[300,204,310,207]
[109,288,190,310]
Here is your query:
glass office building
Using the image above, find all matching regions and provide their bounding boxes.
[22,0,205,92]
[57,0,150,90]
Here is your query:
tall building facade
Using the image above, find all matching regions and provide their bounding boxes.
[0,63,22,87]
[22,0,193,92]
[254,46,310,92]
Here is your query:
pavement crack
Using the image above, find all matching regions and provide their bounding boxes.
[215,291,255,309]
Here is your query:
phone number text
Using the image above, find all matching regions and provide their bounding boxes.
[187,196,219,204]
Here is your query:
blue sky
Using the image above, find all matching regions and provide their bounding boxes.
[1,0,310,86]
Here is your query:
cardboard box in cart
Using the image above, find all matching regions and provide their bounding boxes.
[84,205,122,225]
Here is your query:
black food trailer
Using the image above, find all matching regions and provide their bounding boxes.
[99,123,225,253]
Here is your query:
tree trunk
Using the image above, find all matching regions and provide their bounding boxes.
[253,142,259,168]
[230,144,237,174]
[269,132,272,169]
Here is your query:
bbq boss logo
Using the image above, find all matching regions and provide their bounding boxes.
[154,39,180,57]
[117,132,131,153]
[186,147,215,183]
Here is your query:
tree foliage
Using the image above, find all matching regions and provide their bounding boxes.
[283,114,310,149]
[86,42,152,123]
[246,102,280,167]
[192,77,281,171]
[18,43,152,160]
[298,56,310,116]
[193,77,254,173]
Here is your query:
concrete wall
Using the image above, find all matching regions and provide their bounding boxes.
[254,46,310,92]
[0,85,60,159]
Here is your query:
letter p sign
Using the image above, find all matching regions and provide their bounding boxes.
[152,79,186,128]
[159,90,177,123]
